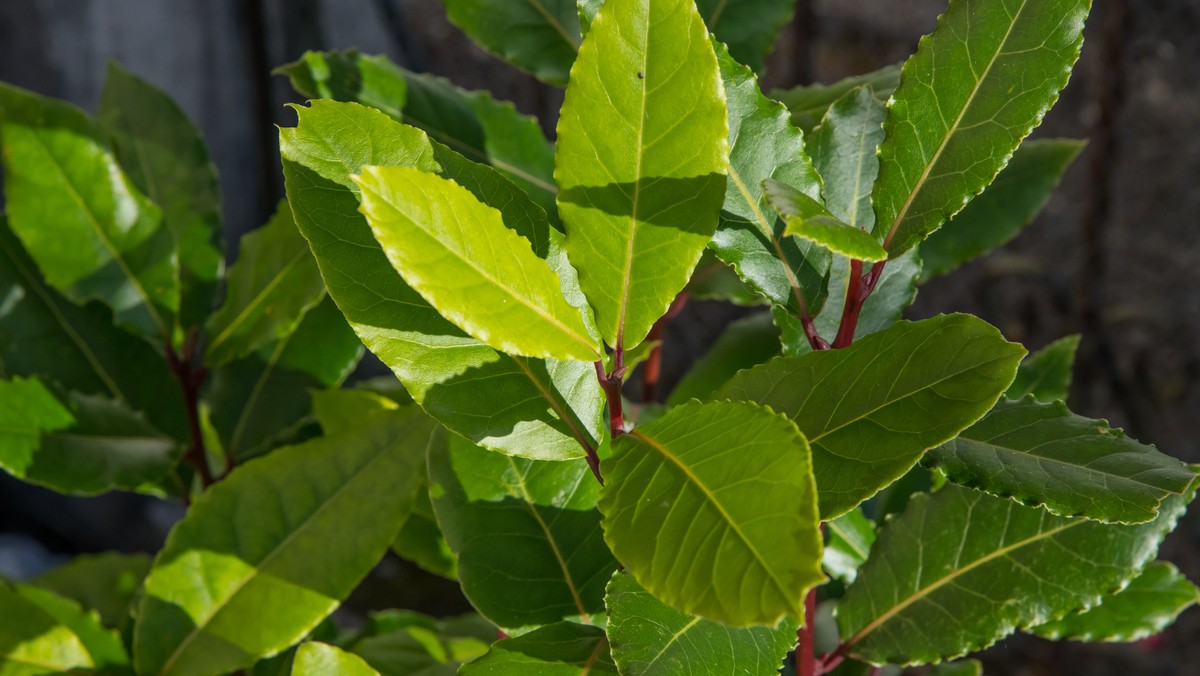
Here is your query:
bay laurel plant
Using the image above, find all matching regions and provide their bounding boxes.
[0,0,1197,674]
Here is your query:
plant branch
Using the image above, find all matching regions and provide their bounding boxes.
[797,586,819,676]
[166,328,214,494]
[832,259,888,349]
[641,293,689,401]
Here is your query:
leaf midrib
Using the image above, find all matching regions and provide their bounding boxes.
[614,14,652,348]
[641,616,702,670]
[525,0,581,51]
[206,248,310,359]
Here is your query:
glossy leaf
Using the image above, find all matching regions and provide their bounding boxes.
[710,40,829,319]
[100,62,223,329]
[920,140,1084,280]
[134,407,432,676]
[718,315,1025,518]
[0,583,114,675]
[605,571,796,675]
[824,509,875,585]
[205,202,325,366]
[771,64,901,132]
[599,400,823,626]
[836,482,1196,665]
[427,434,617,631]
[280,100,603,461]
[355,167,600,361]
[0,82,177,340]
[874,0,1091,255]
[351,612,491,676]
[925,397,1196,524]
[667,312,780,406]
[1007,334,1081,403]
[556,0,728,350]
[440,0,581,85]
[31,552,151,630]
[293,642,379,676]
[764,179,887,262]
[1029,561,1200,642]
[459,622,615,675]
[0,377,180,496]
[809,87,886,235]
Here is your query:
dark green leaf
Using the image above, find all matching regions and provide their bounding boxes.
[771,64,902,133]
[920,140,1085,280]
[599,401,823,626]
[292,642,379,676]
[31,552,151,631]
[427,434,616,631]
[718,315,1025,518]
[824,509,875,585]
[440,0,581,85]
[686,251,766,307]
[134,406,432,676]
[1007,334,1081,403]
[0,582,125,674]
[351,612,491,676]
[556,0,728,349]
[836,482,1196,665]
[695,0,795,73]
[925,397,1196,524]
[667,312,780,406]
[764,179,887,262]
[459,622,615,675]
[874,0,1091,256]
[13,585,130,673]
[605,571,796,675]
[393,485,458,580]
[1029,561,1200,642]
[100,62,223,330]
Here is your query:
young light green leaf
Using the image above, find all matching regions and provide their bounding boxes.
[100,62,223,330]
[764,179,887,262]
[924,397,1196,524]
[440,0,581,86]
[350,612,491,676]
[0,583,118,675]
[459,622,615,675]
[920,140,1085,280]
[605,571,796,675]
[0,83,178,340]
[718,315,1025,518]
[824,509,875,585]
[427,434,617,631]
[667,312,780,406]
[710,39,830,320]
[836,482,1196,665]
[204,202,325,367]
[599,400,823,626]
[12,585,130,674]
[874,0,1091,255]
[771,64,902,133]
[293,642,379,676]
[281,100,603,461]
[31,552,151,630]
[1007,334,1081,403]
[355,167,601,361]
[134,407,432,676]
[0,377,180,496]
[556,0,728,350]
[1029,561,1200,642]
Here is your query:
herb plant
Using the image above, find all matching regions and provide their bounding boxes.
[0,0,1197,675]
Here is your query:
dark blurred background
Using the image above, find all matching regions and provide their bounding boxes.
[1,1,1198,673]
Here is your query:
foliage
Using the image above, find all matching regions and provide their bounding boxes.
[0,0,1196,675]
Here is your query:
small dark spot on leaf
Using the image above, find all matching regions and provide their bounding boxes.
[637,72,645,79]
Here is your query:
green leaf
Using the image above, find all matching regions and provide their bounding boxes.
[924,397,1196,524]
[0,583,121,675]
[427,433,617,631]
[771,64,902,133]
[0,377,180,495]
[667,312,780,406]
[351,613,491,676]
[920,139,1084,280]
[459,622,614,675]
[355,167,600,361]
[280,99,603,461]
[12,585,130,673]
[0,82,177,340]
[1029,561,1200,642]
[556,0,728,350]
[718,315,1025,518]
[605,571,796,675]
[100,62,223,330]
[1007,334,1081,403]
[0,219,187,440]
[133,407,432,676]
[928,660,983,676]
[204,202,325,366]
[710,39,829,319]
[836,482,1196,665]
[31,553,151,631]
[686,251,765,306]
[393,485,458,580]
[276,51,557,219]
[599,400,823,626]
[764,179,887,262]
[292,642,379,676]
[824,509,875,585]
[440,0,581,85]
[874,0,1091,256]
[696,0,795,73]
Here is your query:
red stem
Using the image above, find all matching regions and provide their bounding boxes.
[641,294,689,401]
[832,259,888,349]
[166,330,215,494]
[798,586,819,676]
